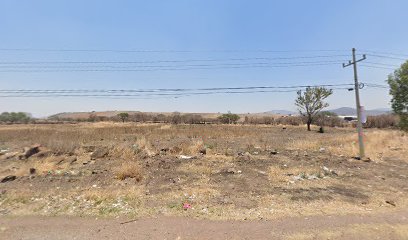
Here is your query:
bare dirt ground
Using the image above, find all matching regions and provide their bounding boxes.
[0,123,407,239]
[1,210,408,239]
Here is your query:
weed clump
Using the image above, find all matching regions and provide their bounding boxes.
[115,161,143,181]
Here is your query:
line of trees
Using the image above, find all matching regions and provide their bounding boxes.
[45,111,399,129]
[0,112,31,123]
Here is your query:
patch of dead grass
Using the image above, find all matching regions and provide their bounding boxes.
[288,129,408,160]
[114,161,143,181]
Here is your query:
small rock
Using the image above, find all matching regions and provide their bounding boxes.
[307,175,318,180]
[29,168,36,174]
[319,147,326,153]
[199,148,207,155]
[179,155,195,160]
[270,150,278,155]
[1,175,17,183]
[90,147,109,159]
[23,144,41,159]
[257,170,266,175]
[226,168,236,174]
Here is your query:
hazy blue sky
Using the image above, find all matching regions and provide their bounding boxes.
[0,0,407,117]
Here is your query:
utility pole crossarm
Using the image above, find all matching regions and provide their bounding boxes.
[342,48,366,159]
[343,54,366,68]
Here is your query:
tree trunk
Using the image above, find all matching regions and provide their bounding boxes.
[307,115,312,131]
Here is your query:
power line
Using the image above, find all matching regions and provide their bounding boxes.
[0,55,350,65]
[362,50,408,58]
[0,62,345,72]
[360,64,396,70]
[0,60,346,68]
[366,54,407,61]
[0,87,354,98]
[0,83,357,98]
[0,83,355,93]
[0,48,349,53]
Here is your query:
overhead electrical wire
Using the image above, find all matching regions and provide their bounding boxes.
[0,55,350,65]
[0,83,387,99]
[0,48,350,53]
[0,62,346,72]
[0,83,355,93]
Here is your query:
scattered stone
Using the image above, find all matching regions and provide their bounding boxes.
[225,148,234,156]
[362,157,371,162]
[319,147,326,153]
[390,147,402,151]
[29,168,36,174]
[0,149,8,155]
[226,168,236,174]
[90,147,109,159]
[252,151,259,155]
[307,175,318,180]
[257,170,266,175]
[179,155,196,160]
[270,150,279,155]
[23,144,41,159]
[322,166,337,176]
[1,175,17,183]
[160,148,169,155]
[385,200,396,207]
[237,152,251,161]
[82,145,96,153]
[199,148,207,155]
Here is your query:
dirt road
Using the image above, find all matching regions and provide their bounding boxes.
[1,210,407,240]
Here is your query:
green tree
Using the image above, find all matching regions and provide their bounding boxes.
[388,61,408,131]
[0,112,31,123]
[218,112,240,124]
[295,87,333,131]
[117,112,129,123]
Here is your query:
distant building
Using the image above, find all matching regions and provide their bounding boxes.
[339,115,357,121]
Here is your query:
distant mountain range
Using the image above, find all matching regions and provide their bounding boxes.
[265,107,391,116]
[263,110,297,115]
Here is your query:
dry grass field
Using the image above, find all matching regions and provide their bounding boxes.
[0,122,407,222]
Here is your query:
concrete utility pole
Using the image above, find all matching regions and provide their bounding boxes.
[343,48,366,159]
